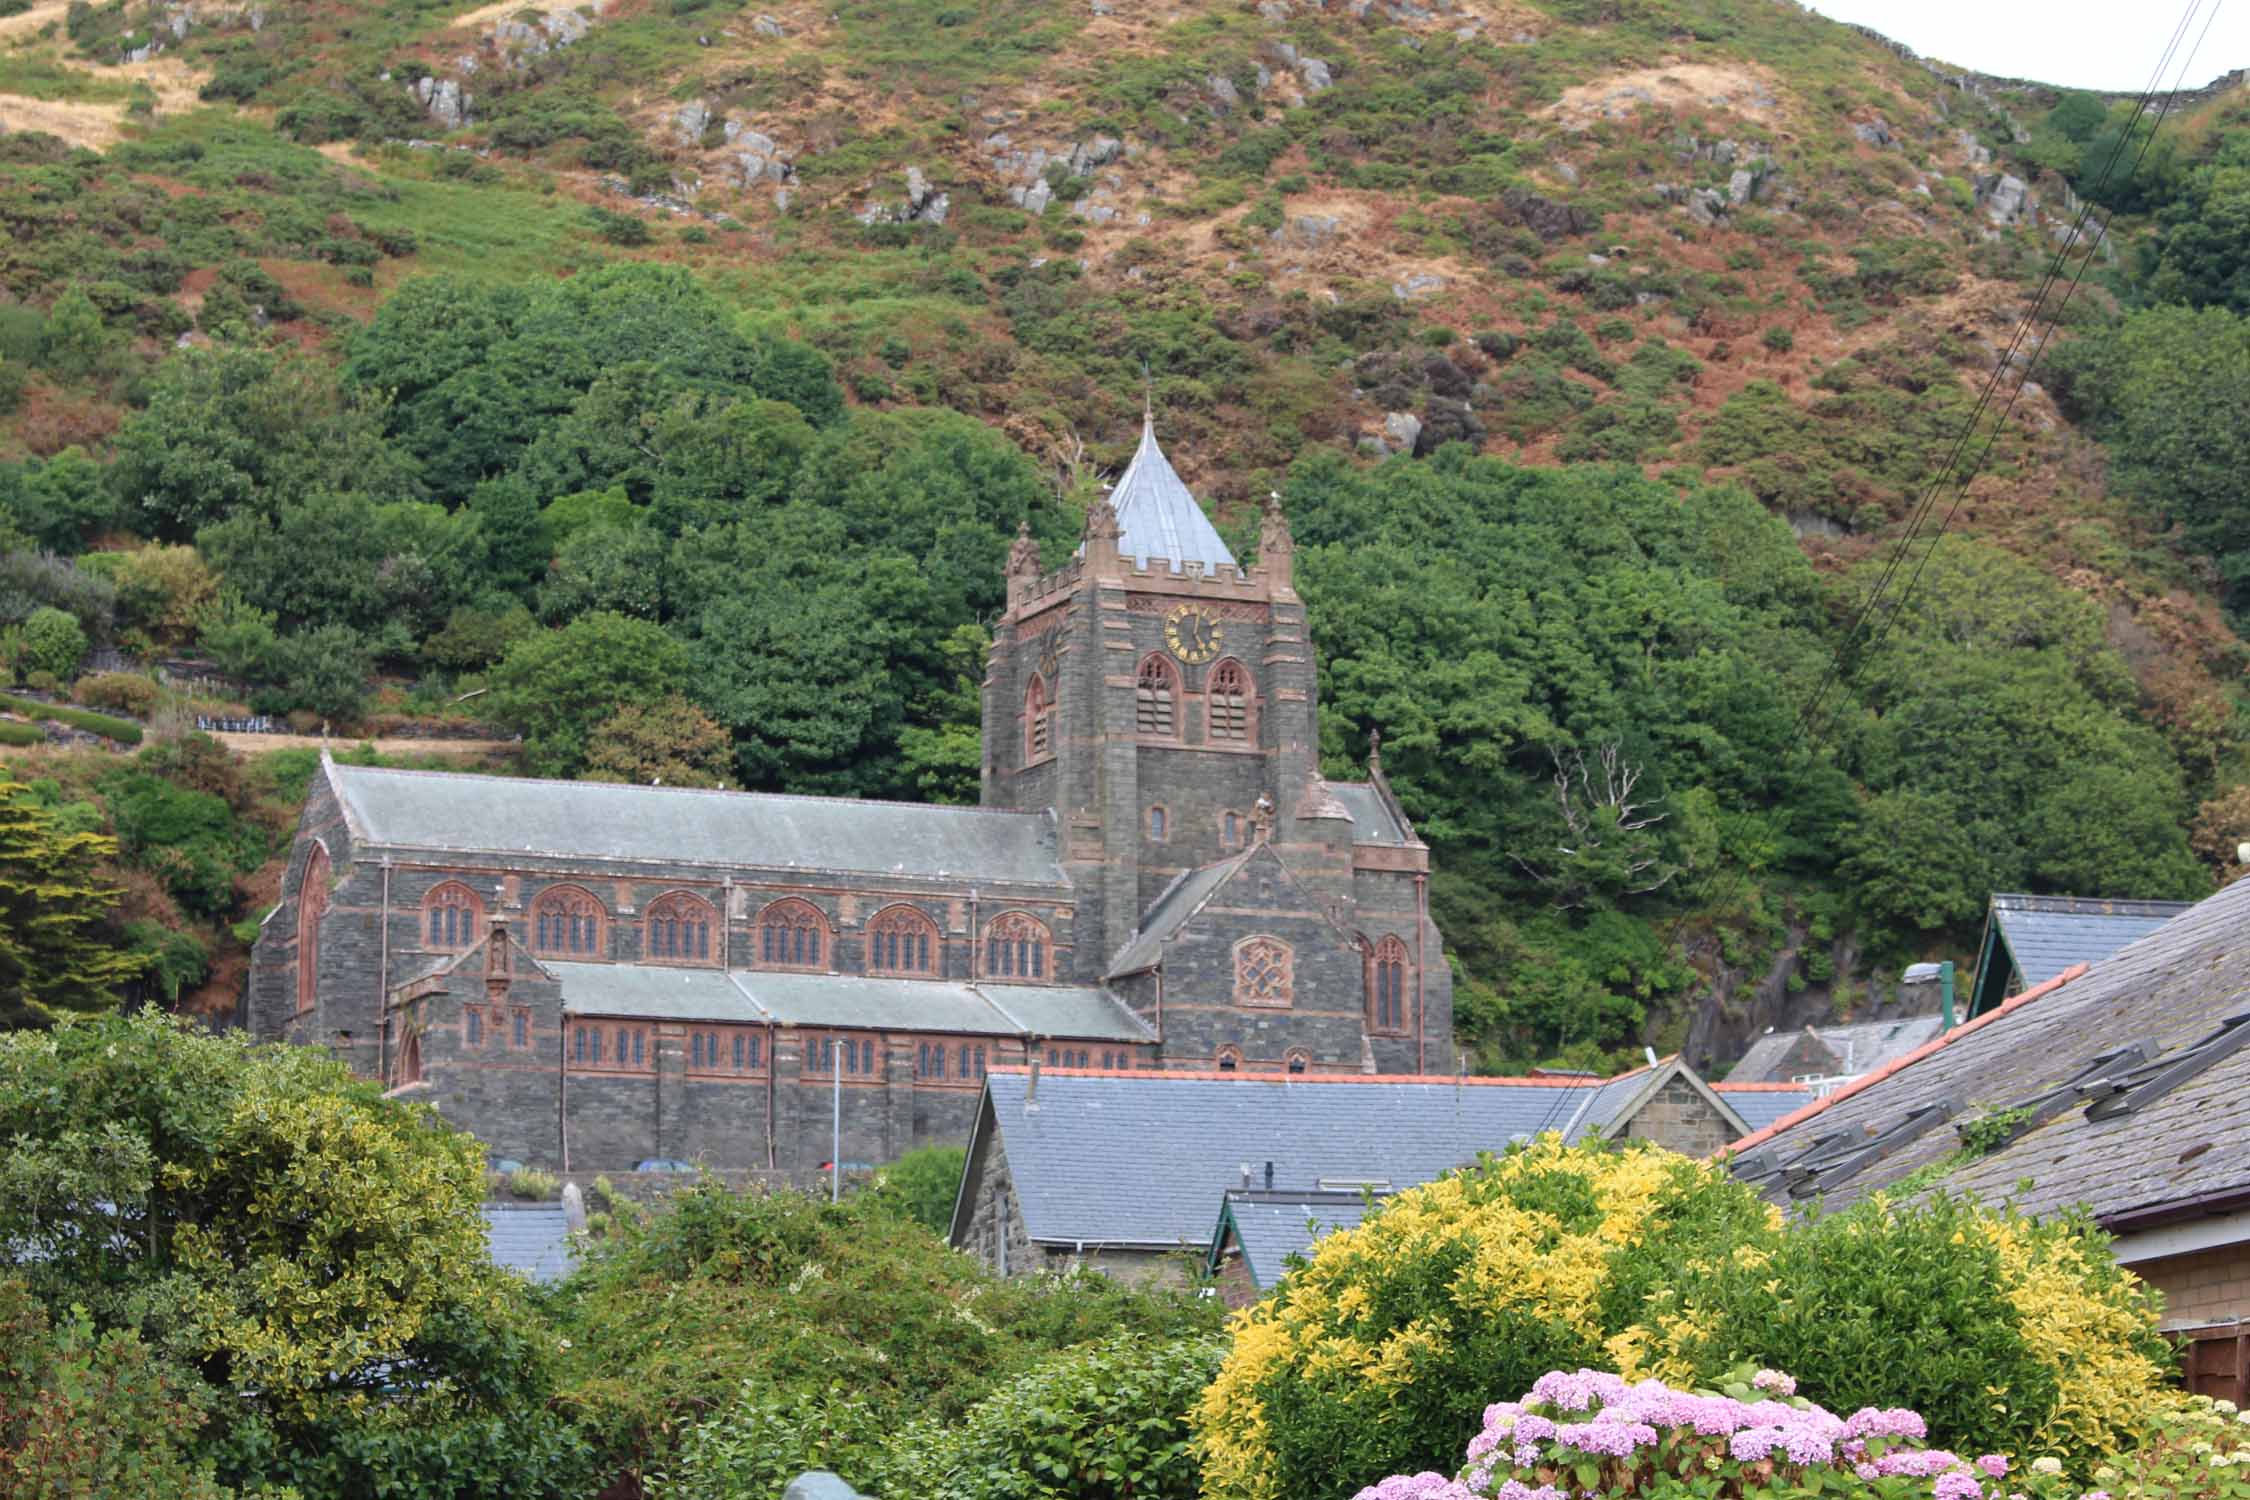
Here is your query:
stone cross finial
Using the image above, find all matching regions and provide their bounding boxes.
[1251,794,1275,845]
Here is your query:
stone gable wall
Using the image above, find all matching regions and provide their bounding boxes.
[1620,1074,1738,1157]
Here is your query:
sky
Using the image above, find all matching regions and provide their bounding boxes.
[1799,0,2247,91]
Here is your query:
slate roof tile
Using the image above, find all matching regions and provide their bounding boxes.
[328,762,1065,885]
[1988,893,2196,989]
[480,1204,573,1283]
[1725,876,2250,1223]
[1105,416,1238,575]
[1213,1189,1377,1288]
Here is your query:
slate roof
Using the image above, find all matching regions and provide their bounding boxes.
[1326,782,1412,846]
[1984,892,2194,992]
[1725,875,2250,1227]
[481,1204,573,1283]
[1107,853,1252,977]
[1104,416,1238,575]
[1209,1189,1378,1289]
[542,962,1152,1042]
[1730,1015,1948,1083]
[325,762,1065,885]
[962,1069,1638,1249]
[1713,1083,1819,1131]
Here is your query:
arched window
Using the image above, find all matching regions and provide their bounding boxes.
[1216,1045,1243,1072]
[530,885,608,958]
[1024,673,1054,763]
[1206,658,1254,742]
[393,1025,422,1088]
[1147,804,1167,842]
[1285,1049,1310,1074]
[1220,810,1243,849]
[1368,935,1411,1035]
[757,898,829,970]
[1234,936,1294,1008]
[866,904,940,976]
[423,880,482,950]
[296,843,330,1015]
[645,890,718,965]
[465,1006,484,1048]
[983,911,1051,981]
[1135,654,1178,738]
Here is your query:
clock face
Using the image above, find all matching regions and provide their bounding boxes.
[1164,603,1223,664]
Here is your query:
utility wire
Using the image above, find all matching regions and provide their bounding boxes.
[1786,0,2216,749]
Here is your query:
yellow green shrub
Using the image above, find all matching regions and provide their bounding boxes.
[1635,1192,2174,1467]
[1190,1136,1777,1500]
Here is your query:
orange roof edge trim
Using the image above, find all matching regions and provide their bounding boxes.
[989,1067,1613,1087]
[1711,962,2092,1161]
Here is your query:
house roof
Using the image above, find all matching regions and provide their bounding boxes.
[1209,1188,1379,1289]
[325,760,1065,886]
[539,962,1152,1042]
[1730,1015,1949,1084]
[957,1068,1654,1250]
[1724,874,2250,1226]
[1982,892,2195,993]
[1104,415,1238,575]
[1713,1083,1820,1132]
[481,1204,573,1283]
[1326,782,1412,847]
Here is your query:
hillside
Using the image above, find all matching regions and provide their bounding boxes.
[0,0,2245,1070]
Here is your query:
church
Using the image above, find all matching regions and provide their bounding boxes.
[246,420,1456,1173]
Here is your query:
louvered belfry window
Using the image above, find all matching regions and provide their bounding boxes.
[1207,658,1252,741]
[1136,655,1178,737]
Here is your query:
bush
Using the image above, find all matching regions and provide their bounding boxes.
[0,693,142,744]
[885,1334,1226,1500]
[1638,1193,2173,1466]
[0,1011,592,1499]
[557,1183,1219,1484]
[1192,1138,1778,1500]
[17,606,86,681]
[508,1167,560,1201]
[74,671,159,717]
[870,1144,967,1235]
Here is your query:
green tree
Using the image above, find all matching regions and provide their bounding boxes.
[17,606,87,681]
[0,447,114,551]
[584,694,733,787]
[0,1011,591,1497]
[0,777,148,1027]
[2050,305,2250,621]
[40,284,116,381]
[255,624,375,722]
[109,347,418,540]
[487,610,688,774]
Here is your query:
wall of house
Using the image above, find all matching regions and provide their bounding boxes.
[1620,1075,1739,1157]
[2134,1244,2250,1330]
[960,1132,1037,1275]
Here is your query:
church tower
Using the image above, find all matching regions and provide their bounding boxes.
[981,417,1344,985]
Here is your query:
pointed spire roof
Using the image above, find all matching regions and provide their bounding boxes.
[1103,415,1238,574]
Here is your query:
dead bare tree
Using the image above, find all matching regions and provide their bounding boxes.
[1520,743,1678,908]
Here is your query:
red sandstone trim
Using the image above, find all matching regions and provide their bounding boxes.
[1712,1081,1821,1092]
[1713,962,2092,1159]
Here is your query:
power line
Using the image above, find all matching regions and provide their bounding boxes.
[1787,0,2217,750]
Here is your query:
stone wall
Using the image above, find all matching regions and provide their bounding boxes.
[1620,1074,1737,1158]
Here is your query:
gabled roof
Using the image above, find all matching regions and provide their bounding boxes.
[1724,874,2250,1227]
[1730,1015,1948,1084]
[1713,1082,1820,1132]
[1208,1188,1380,1289]
[1107,851,1253,977]
[1972,893,2195,1016]
[540,962,1152,1042]
[1325,782,1412,847]
[954,1068,1650,1250]
[324,760,1065,886]
[1578,1056,1754,1139]
[1104,415,1238,574]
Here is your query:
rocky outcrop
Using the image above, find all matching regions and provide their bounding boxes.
[1494,186,1597,242]
[857,166,948,226]
[1975,172,2033,227]
[407,0,610,128]
[981,132,1127,218]
[411,75,472,129]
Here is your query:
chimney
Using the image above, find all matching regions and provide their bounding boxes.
[1026,1055,1041,1106]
